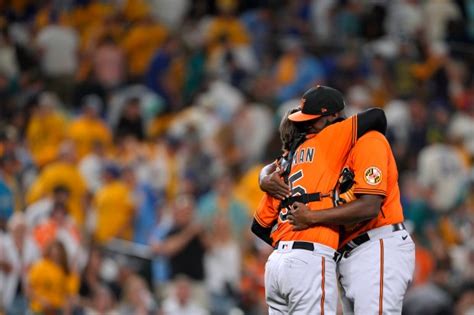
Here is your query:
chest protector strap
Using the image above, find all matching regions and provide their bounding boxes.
[279,192,327,209]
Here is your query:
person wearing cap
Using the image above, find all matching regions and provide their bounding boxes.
[252,85,387,314]
[67,95,112,159]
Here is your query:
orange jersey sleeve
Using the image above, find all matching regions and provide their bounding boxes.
[350,131,388,197]
[254,193,279,229]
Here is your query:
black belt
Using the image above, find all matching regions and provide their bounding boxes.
[334,223,406,262]
[274,241,314,251]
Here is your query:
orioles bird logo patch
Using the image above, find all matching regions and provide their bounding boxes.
[364,167,382,185]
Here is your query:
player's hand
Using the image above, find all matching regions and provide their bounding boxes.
[287,202,313,231]
[261,169,290,200]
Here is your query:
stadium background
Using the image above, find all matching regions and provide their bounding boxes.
[0,0,473,314]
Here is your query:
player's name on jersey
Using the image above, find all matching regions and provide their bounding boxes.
[292,147,315,165]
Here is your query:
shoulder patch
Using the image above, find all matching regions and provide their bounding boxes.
[364,167,382,185]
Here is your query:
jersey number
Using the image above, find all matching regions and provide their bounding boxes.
[279,170,307,222]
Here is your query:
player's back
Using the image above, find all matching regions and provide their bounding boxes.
[271,116,358,250]
[340,131,403,247]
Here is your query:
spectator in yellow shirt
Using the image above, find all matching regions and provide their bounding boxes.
[205,0,249,52]
[66,1,114,33]
[121,15,167,78]
[67,95,112,159]
[26,92,67,167]
[233,164,265,215]
[27,240,79,314]
[122,0,149,23]
[93,164,135,244]
[26,142,87,225]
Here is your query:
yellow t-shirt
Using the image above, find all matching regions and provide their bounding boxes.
[121,23,167,76]
[67,117,112,159]
[26,161,87,225]
[93,181,134,243]
[123,0,150,22]
[28,259,78,312]
[234,164,265,215]
[206,17,249,50]
[26,112,67,167]
[275,55,297,86]
[68,2,114,31]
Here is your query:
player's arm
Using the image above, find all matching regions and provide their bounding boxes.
[251,219,273,246]
[289,133,389,230]
[251,194,278,246]
[259,161,290,200]
[287,196,383,230]
[356,108,387,138]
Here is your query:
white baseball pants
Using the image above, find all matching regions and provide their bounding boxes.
[265,241,338,315]
[338,227,415,315]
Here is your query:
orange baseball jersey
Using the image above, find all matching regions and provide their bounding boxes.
[254,116,358,250]
[339,131,404,247]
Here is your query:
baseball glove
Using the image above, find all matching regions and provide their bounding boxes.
[333,167,356,206]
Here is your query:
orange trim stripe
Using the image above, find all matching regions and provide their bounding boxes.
[254,214,272,228]
[352,117,357,145]
[321,256,326,315]
[379,239,384,315]
[353,188,387,196]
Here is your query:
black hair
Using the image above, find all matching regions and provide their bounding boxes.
[279,108,303,152]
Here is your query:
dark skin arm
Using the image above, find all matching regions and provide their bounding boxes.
[259,161,291,200]
[287,194,383,230]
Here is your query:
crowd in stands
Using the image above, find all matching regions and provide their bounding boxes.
[0,0,473,314]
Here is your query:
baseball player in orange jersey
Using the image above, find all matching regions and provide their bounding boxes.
[251,86,387,314]
[286,130,415,315]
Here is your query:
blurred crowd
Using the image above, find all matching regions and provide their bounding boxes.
[0,0,473,314]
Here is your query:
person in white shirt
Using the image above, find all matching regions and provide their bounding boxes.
[36,17,78,78]
[24,185,70,228]
[204,216,240,315]
[35,14,78,104]
[78,141,107,194]
[162,275,209,315]
[417,142,469,212]
[0,213,40,314]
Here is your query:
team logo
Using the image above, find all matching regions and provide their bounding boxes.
[364,167,382,185]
